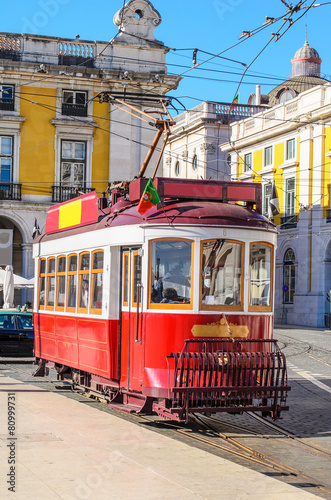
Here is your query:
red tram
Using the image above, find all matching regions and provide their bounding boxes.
[33,177,290,422]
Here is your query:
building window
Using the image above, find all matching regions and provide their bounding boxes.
[286,139,295,160]
[244,153,252,172]
[264,146,273,167]
[62,90,88,117]
[283,248,295,304]
[192,154,198,171]
[0,136,13,183]
[61,140,86,188]
[263,183,272,217]
[175,161,180,177]
[279,90,294,103]
[0,85,14,111]
[285,177,295,215]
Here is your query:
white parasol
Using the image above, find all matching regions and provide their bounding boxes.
[3,265,14,309]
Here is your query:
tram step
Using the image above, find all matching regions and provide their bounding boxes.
[108,402,142,414]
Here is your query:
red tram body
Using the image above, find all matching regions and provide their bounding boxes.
[33,177,290,422]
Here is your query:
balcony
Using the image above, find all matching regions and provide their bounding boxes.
[0,98,14,111]
[0,183,21,201]
[52,185,94,203]
[280,214,298,229]
[62,103,88,117]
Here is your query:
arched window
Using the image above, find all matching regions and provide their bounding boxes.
[175,161,180,177]
[283,248,295,304]
[192,154,198,171]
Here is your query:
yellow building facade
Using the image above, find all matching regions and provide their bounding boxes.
[224,84,331,327]
[0,0,180,305]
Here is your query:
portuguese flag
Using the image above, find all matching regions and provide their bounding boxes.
[137,177,160,215]
[230,93,239,110]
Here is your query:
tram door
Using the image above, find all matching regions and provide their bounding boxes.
[120,248,143,392]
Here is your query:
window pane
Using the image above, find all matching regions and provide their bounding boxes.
[93,252,103,270]
[58,256,66,273]
[57,275,66,307]
[133,254,141,304]
[67,275,77,308]
[74,143,85,159]
[79,275,89,309]
[244,153,252,172]
[2,86,13,100]
[63,91,73,104]
[1,137,12,154]
[123,254,129,304]
[92,273,103,309]
[39,277,45,306]
[47,276,55,306]
[40,259,46,274]
[69,255,77,271]
[62,142,72,158]
[76,92,86,105]
[250,245,271,307]
[73,163,84,185]
[80,254,89,271]
[202,240,242,306]
[151,240,191,304]
[48,258,55,274]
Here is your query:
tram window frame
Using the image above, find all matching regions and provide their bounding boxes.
[200,239,244,311]
[132,251,141,308]
[78,252,90,314]
[38,258,46,310]
[122,252,129,307]
[249,242,273,312]
[46,257,56,311]
[56,255,66,312]
[66,253,78,312]
[148,238,194,310]
[90,250,104,315]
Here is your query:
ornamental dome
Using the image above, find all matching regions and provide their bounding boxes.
[291,41,321,78]
[292,41,321,61]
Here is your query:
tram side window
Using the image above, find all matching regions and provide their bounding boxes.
[46,257,56,310]
[56,256,66,310]
[38,259,46,310]
[91,250,103,313]
[67,254,78,311]
[201,240,243,309]
[150,240,192,305]
[78,252,90,312]
[249,244,272,309]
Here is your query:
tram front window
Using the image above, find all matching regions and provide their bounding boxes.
[201,239,242,308]
[150,240,192,304]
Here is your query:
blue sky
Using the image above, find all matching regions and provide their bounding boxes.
[2,0,331,110]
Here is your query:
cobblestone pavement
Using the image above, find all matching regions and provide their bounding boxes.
[0,326,330,499]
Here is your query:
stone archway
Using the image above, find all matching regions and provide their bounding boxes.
[0,217,23,307]
[324,239,331,325]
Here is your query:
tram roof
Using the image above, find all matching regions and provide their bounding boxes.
[37,197,275,243]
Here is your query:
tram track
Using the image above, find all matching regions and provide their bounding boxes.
[2,359,331,500]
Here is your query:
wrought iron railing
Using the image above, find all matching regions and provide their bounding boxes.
[280,214,298,229]
[0,183,21,200]
[52,185,94,203]
[62,103,88,117]
[0,98,14,111]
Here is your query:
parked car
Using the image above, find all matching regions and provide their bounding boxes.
[0,311,34,357]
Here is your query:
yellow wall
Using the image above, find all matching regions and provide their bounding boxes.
[324,126,331,212]
[91,98,110,195]
[19,87,56,196]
